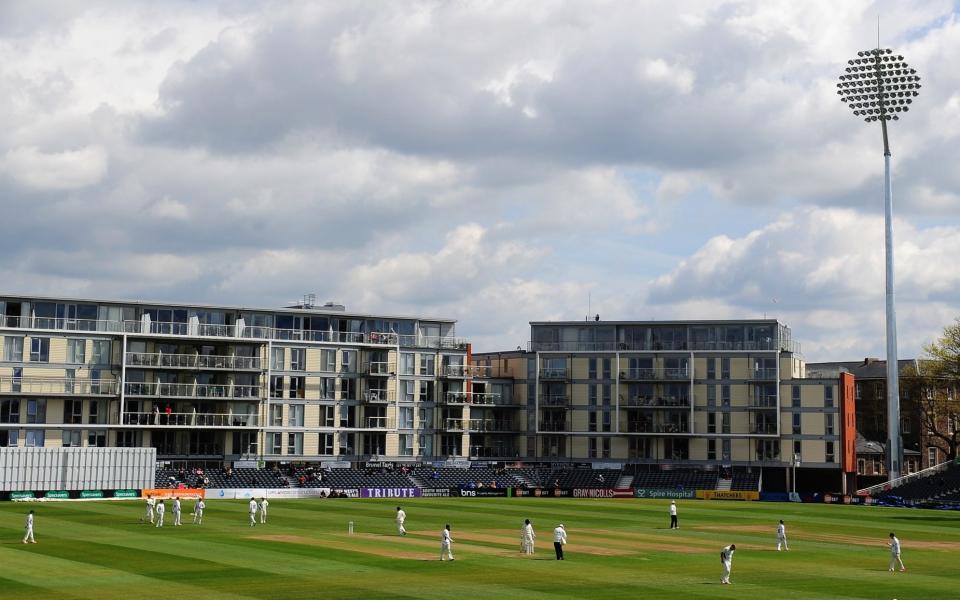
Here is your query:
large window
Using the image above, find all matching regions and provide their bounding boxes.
[30,338,50,363]
[62,430,82,447]
[269,432,283,455]
[824,386,834,408]
[3,336,23,361]
[400,380,416,403]
[271,347,284,370]
[0,429,19,447]
[825,413,835,435]
[116,430,142,448]
[25,429,45,447]
[399,353,415,375]
[91,340,111,365]
[287,433,303,455]
[419,354,435,376]
[67,339,86,364]
[88,430,107,447]
[287,404,304,427]
[792,385,801,407]
[288,376,304,399]
[399,434,414,456]
[398,407,414,429]
[290,348,305,371]
[0,399,20,423]
[63,399,83,424]
[341,350,356,373]
[341,378,356,400]
[825,441,835,463]
[269,405,283,426]
[792,413,801,435]
[319,377,336,400]
[321,433,334,454]
[26,399,45,424]
[270,375,284,399]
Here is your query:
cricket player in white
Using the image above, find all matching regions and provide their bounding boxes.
[145,495,155,524]
[888,532,905,572]
[22,510,36,543]
[720,544,735,584]
[669,501,678,529]
[173,497,182,526]
[440,524,454,561]
[521,519,536,554]
[155,500,165,528]
[193,499,205,525]
[777,520,788,551]
[249,498,258,526]
[259,497,269,524]
[396,506,407,536]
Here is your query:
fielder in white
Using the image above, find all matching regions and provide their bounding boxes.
[396,506,407,536]
[440,524,455,561]
[22,510,36,544]
[521,519,536,554]
[888,532,905,572]
[144,495,155,524]
[259,497,269,524]
[720,544,736,584]
[249,498,258,526]
[777,519,789,551]
[669,501,679,529]
[173,497,182,526]
[155,500,165,528]
[193,499,205,525]
[553,524,567,560]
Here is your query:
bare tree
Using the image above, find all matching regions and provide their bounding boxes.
[905,319,960,461]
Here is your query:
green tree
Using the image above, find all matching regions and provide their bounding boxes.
[909,319,960,461]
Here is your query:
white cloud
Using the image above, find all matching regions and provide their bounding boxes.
[1,145,107,190]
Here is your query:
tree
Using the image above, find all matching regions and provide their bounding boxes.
[906,319,960,462]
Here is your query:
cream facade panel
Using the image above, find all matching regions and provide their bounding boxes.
[570,358,588,380]
[48,337,67,364]
[303,432,319,455]
[801,412,824,436]
[801,386,826,408]
[801,440,826,463]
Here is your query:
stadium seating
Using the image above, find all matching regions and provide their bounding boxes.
[630,469,718,490]
[410,467,525,488]
[730,470,761,491]
[154,466,288,489]
[874,462,960,504]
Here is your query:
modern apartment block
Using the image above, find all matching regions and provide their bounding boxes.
[475,319,857,493]
[0,294,493,462]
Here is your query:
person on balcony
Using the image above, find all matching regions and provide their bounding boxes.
[153,405,160,425]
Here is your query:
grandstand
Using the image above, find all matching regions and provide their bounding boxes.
[872,461,960,505]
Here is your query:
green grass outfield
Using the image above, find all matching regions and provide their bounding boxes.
[1,498,957,599]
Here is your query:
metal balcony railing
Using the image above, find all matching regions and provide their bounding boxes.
[466,419,515,432]
[0,377,118,395]
[363,361,394,375]
[444,418,466,431]
[124,382,261,399]
[538,421,568,432]
[751,424,778,434]
[363,416,394,429]
[626,396,690,408]
[122,411,259,427]
[363,390,394,403]
[125,352,261,370]
[753,368,779,380]
[443,391,502,405]
[540,395,569,406]
[539,367,569,379]
[748,396,779,409]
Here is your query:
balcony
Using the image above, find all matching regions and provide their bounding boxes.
[362,390,394,404]
[625,396,690,408]
[539,367,569,380]
[362,416,395,429]
[466,419,516,432]
[122,411,259,427]
[620,368,688,380]
[444,418,466,431]
[540,395,569,406]
[443,391,502,405]
[0,377,117,396]
[623,420,689,434]
[125,382,261,399]
[538,421,568,432]
[469,445,519,458]
[753,368,779,380]
[363,361,394,376]
[748,396,778,409]
[751,424,778,434]
[125,352,261,370]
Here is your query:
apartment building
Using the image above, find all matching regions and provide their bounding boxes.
[475,319,857,492]
[0,294,482,462]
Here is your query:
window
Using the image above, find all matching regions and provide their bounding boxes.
[928,447,938,468]
[290,348,305,371]
[792,385,801,407]
[792,413,801,435]
[707,412,716,433]
[721,412,731,434]
[399,407,414,429]
[824,386,834,408]
[419,380,433,402]
[707,385,716,407]
[588,411,597,432]
[269,405,283,427]
[722,439,731,461]
[588,358,597,379]
[707,358,716,380]
[288,376,304,399]
[825,441,835,463]
[88,430,107,447]
[399,353,415,375]
[30,338,50,362]
[0,429,19,447]
[707,439,716,460]
[62,430,82,447]
[321,433,334,454]
[67,339,86,364]
[949,415,957,435]
[341,350,356,373]
[341,378,356,400]
[399,434,414,456]
[287,433,303,455]
[269,432,283,455]
[287,404,304,427]
[91,340,111,365]
[64,399,83,424]
[825,413,835,435]
[855,383,861,400]
[25,429,45,447]
[26,399,45,424]
[588,384,597,406]
[0,399,19,423]
[271,347,284,370]
[793,440,801,457]
[12,367,21,393]
[401,380,416,402]
[721,385,731,407]
[320,349,337,372]
[602,437,611,458]
[116,430,142,448]
[602,384,611,406]
[419,434,433,456]
[901,416,911,434]
[270,375,284,398]
[419,353,434,376]
[319,377,336,400]
[602,358,611,379]
[322,405,335,427]
[857,458,866,475]
[3,336,23,361]
[721,357,730,379]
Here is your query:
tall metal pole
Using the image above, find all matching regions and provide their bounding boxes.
[882,118,901,481]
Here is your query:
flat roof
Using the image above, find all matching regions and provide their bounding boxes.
[529,319,784,327]
[0,293,456,324]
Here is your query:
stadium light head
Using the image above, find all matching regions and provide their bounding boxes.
[837,48,921,123]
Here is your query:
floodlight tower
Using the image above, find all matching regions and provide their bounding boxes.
[837,48,921,481]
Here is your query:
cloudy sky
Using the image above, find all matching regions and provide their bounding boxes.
[1,0,958,360]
